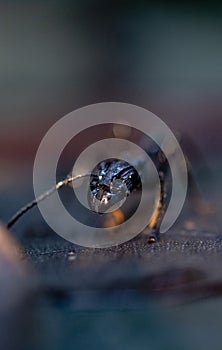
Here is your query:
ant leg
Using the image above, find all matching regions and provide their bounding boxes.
[146,171,166,243]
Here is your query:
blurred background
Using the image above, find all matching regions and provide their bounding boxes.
[0,0,221,225]
[0,1,222,349]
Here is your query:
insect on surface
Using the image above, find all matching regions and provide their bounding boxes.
[6,101,215,247]
[87,143,171,243]
[6,130,172,244]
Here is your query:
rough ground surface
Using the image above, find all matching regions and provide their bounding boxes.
[1,188,222,350]
[21,227,222,302]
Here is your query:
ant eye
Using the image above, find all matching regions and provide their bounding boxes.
[89,175,99,189]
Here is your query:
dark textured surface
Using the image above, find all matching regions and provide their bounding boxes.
[1,196,222,350]
[9,224,222,350]
[20,226,222,302]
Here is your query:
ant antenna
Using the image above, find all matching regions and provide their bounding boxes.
[7,173,91,229]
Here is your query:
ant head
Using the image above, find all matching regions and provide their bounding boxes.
[87,159,132,214]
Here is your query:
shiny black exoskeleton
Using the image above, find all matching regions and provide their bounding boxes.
[88,159,142,214]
